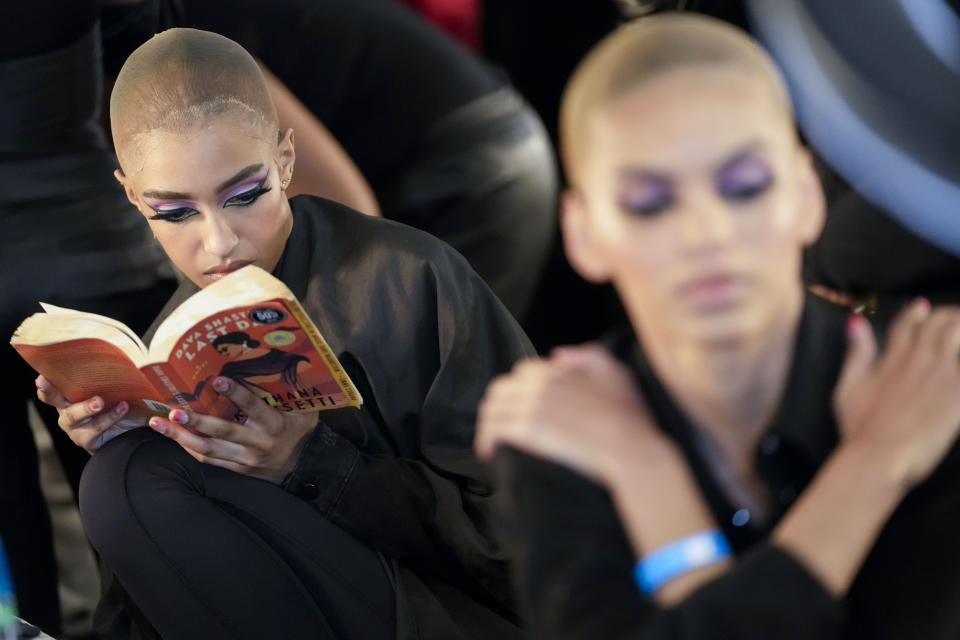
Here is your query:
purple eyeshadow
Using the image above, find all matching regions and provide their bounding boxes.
[146,199,197,212]
[716,156,772,192]
[218,173,268,207]
[618,175,671,205]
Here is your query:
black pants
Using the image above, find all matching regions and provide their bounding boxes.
[79,429,397,639]
[0,281,175,634]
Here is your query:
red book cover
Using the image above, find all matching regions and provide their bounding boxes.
[12,266,362,427]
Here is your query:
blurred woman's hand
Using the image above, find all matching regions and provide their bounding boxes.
[834,299,960,488]
[475,343,672,484]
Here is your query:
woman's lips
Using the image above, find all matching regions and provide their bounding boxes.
[677,273,744,310]
[204,260,253,279]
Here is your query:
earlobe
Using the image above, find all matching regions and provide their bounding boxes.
[278,127,295,167]
[560,190,613,283]
[277,128,296,188]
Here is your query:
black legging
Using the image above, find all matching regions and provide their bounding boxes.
[79,428,396,639]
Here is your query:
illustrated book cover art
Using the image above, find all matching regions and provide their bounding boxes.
[11,265,362,428]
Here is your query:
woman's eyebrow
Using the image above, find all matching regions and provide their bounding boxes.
[215,163,265,193]
[141,164,265,201]
[142,189,193,201]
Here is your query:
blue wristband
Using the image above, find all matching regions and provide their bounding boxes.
[634,529,732,594]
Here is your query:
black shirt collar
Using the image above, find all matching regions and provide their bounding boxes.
[617,293,847,469]
[609,294,849,539]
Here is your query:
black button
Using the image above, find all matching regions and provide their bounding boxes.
[301,482,320,500]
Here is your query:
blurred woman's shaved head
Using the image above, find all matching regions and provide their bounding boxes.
[556,12,825,348]
[560,12,792,187]
[110,28,278,169]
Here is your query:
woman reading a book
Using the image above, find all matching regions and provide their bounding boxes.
[34,28,532,640]
[474,14,960,640]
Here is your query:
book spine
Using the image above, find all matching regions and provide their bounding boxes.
[284,298,362,407]
[141,362,194,412]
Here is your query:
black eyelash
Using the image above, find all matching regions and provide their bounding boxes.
[149,207,198,223]
[225,185,271,208]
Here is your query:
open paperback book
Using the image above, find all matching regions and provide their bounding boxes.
[11,266,362,428]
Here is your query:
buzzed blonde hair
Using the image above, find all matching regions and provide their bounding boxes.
[560,12,793,186]
[110,28,278,167]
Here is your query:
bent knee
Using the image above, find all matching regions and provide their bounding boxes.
[79,428,195,551]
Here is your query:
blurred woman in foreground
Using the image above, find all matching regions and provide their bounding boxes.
[477,13,960,639]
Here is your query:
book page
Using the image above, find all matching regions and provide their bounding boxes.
[39,303,147,354]
[13,308,148,365]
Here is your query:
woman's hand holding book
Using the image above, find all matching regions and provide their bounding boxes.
[145,375,317,485]
[35,375,131,455]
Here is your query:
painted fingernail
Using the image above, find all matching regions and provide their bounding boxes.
[170,409,188,424]
[114,401,128,415]
[89,398,103,412]
[148,417,167,434]
[212,377,228,392]
[846,313,860,335]
[35,377,45,390]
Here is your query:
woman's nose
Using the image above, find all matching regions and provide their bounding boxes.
[202,212,240,257]
[677,191,736,252]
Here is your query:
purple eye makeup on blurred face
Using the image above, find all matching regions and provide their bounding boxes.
[617,172,674,217]
[716,153,774,201]
[610,145,775,218]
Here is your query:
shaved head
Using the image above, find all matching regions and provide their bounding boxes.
[110,28,278,169]
[560,12,793,187]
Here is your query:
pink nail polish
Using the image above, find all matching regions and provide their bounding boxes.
[845,313,860,334]
[115,401,128,415]
[89,398,103,412]
[148,418,166,434]
[170,409,188,424]
[213,377,228,392]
